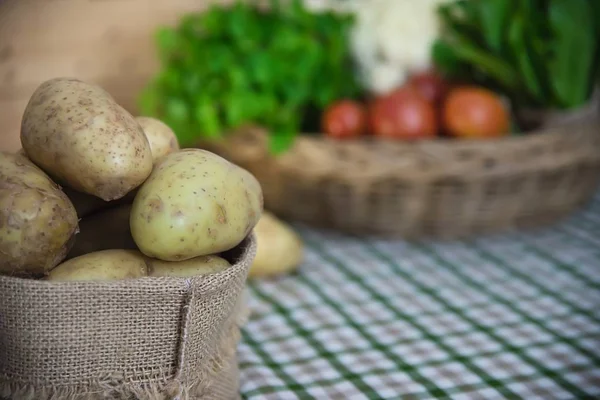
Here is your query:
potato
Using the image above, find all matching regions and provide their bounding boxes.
[136,116,180,163]
[147,255,231,278]
[130,149,263,261]
[20,78,153,201]
[67,204,137,260]
[0,152,79,275]
[47,249,147,282]
[249,212,303,278]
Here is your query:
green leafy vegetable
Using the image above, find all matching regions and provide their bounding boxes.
[139,0,360,153]
[507,11,543,102]
[433,0,600,110]
[479,0,512,54]
[548,0,596,108]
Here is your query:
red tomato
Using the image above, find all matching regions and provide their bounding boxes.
[321,100,367,139]
[407,71,449,105]
[369,87,438,139]
[442,86,509,138]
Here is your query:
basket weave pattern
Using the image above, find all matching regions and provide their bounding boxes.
[0,236,255,400]
[201,105,600,238]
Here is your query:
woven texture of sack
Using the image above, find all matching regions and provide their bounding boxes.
[0,236,255,400]
[200,97,600,239]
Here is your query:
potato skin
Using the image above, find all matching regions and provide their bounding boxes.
[67,204,137,260]
[47,249,147,282]
[0,152,79,275]
[130,149,263,261]
[249,212,303,278]
[20,78,153,201]
[147,255,231,278]
[136,116,180,163]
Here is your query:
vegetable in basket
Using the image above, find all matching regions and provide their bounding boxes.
[138,0,361,154]
[321,100,367,139]
[442,86,510,138]
[368,86,439,139]
[348,0,451,95]
[432,0,600,111]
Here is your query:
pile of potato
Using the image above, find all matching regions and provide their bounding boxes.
[0,78,263,281]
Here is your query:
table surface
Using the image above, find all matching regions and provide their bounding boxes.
[238,195,600,400]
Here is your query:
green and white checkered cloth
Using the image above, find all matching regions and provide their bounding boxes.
[238,195,600,400]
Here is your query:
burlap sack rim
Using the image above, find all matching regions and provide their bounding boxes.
[0,235,256,400]
[0,234,255,296]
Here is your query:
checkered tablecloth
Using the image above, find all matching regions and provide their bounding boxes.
[238,195,600,400]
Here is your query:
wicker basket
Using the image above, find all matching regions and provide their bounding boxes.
[199,98,600,239]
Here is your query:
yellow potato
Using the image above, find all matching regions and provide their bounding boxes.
[0,152,79,275]
[47,249,147,282]
[20,78,153,201]
[147,255,231,278]
[136,116,180,163]
[67,204,137,260]
[249,212,303,278]
[130,149,263,261]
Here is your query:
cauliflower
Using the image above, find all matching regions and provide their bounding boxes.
[347,0,450,95]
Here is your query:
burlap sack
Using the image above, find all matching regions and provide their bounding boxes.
[0,235,256,400]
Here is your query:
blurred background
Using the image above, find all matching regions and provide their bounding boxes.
[1,0,600,242]
[3,0,600,240]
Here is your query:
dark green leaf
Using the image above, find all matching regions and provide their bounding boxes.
[445,37,520,90]
[315,84,337,108]
[548,0,596,107]
[478,0,512,53]
[588,0,600,86]
[592,0,600,37]
[432,40,463,76]
[198,7,226,36]
[437,1,483,46]
[507,13,544,102]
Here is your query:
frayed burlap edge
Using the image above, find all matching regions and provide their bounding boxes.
[0,294,250,400]
[189,290,250,400]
